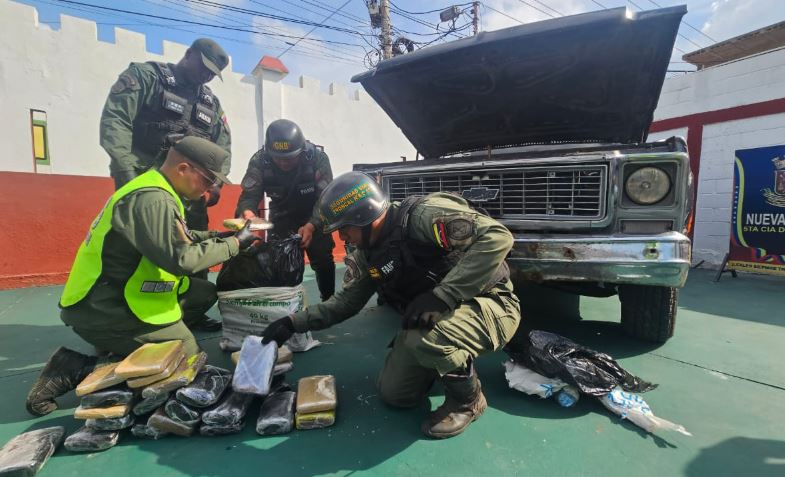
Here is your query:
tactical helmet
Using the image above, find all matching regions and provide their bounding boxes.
[265,119,306,160]
[317,172,389,233]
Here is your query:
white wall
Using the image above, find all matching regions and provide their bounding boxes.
[653,47,785,267]
[0,1,415,182]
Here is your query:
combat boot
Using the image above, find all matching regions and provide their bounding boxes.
[422,361,487,439]
[316,265,336,302]
[26,347,97,416]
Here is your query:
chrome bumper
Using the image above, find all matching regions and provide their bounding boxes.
[508,231,691,288]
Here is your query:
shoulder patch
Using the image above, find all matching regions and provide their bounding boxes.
[343,254,361,284]
[432,213,476,250]
[110,72,139,94]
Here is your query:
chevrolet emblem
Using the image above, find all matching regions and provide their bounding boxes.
[461,186,499,202]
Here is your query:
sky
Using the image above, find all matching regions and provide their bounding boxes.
[16,0,785,88]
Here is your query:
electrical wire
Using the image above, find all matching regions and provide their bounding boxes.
[278,0,352,57]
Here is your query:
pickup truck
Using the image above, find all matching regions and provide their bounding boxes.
[351,5,692,342]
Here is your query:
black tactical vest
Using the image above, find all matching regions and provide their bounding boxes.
[133,62,222,163]
[261,143,318,222]
[365,196,510,313]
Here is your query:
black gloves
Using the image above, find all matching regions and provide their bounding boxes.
[402,291,451,330]
[235,220,260,250]
[261,316,296,346]
[204,184,222,207]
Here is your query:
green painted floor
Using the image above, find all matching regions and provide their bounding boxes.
[1,268,784,477]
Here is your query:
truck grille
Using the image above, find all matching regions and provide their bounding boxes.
[384,164,606,219]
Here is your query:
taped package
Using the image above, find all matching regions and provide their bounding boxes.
[176,366,232,408]
[148,408,198,437]
[141,352,208,399]
[295,411,335,430]
[127,349,185,388]
[296,375,336,414]
[75,362,125,396]
[80,386,135,409]
[232,337,277,396]
[85,415,135,431]
[74,402,131,420]
[202,389,254,426]
[164,399,202,426]
[0,426,64,476]
[200,422,245,437]
[133,392,170,416]
[256,391,296,435]
[115,341,184,379]
[64,426,119,452]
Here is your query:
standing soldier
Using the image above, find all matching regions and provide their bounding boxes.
[260,172,521,438]
[99,37,232,234]
[235,119,336,301]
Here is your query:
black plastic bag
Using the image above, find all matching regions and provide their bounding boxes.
[506,330,657,396]
[216,235,304,291]
[175,366,232,408]
[202,389,254,426]
[164,399,201,426]
[64,427,119,452]
[80,386,135,409]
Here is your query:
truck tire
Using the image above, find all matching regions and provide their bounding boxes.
[618,285,677,343]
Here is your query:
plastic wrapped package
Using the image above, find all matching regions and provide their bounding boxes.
[141,352,208,399]
[256,391,296,435]
[273,362,293,376]
[202,389,254,426]
[133,392,170,416]
[506,330,657,396]
[164,399,201,426]
[130,424,168,440]
[502,360,568,398]
[296,375,336,414]
[127,350,185,388]
[176,366,232,408]
[147,408,198,437]
[63,427,119,453]
[74,402,131,419]
[233,346,292,366]
[75,362,125,396]
[232,337,277,396]
[79,386,135,409]
[295,411,335,430]
[85,414,135,431]
[286,332,321,353]
[600,387,692,436]
[0,426,64,477]
[115,341,184,379]
[199,422,244,437]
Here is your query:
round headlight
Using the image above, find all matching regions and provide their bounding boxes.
[625,167,671,205]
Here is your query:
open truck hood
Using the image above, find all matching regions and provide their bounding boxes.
[351,6,686,158]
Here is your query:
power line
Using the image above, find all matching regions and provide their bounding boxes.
[530,0,563,17]
[279,0,352,57]
[515,0,556,18]
[388,1,473,15]
[643,0,719,44]
[482,2,524,24]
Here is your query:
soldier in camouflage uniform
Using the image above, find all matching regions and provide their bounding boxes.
[261,172,521,439]
[235,119,336,300]
[99,38,231,235]
[25,137,259,417]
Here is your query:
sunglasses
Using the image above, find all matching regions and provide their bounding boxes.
[189,162,221,187]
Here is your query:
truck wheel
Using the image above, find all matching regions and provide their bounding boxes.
[618,285,677,343]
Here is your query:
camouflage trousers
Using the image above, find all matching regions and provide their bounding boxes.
[61,277,217,357]
[376,280,521,408]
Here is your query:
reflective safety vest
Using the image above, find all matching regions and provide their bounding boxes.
[60,170,190,325]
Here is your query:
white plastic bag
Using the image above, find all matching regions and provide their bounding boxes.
[599,386,691,436]
[217,285,320,352]
[503,360,568,398]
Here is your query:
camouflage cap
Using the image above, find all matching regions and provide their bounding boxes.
[190,38,229,80]
[173,136,231,185]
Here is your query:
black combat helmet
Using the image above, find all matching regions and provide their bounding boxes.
[318,172,389,233]
[265,119,306,160]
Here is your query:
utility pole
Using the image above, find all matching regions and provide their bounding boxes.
[380,0,392,59]
[471,1,480,35]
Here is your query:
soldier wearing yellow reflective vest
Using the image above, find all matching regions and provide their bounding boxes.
[26,137,259,417]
